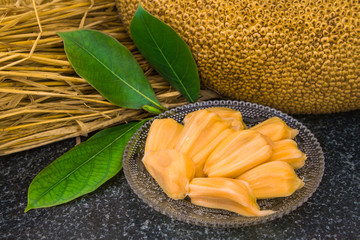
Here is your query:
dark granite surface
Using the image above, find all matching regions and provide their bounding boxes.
[1,110,359,239]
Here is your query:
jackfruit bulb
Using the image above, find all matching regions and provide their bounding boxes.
[145,118,183,154]
[191,128,235,177]
[250,116,299,142]
[178,108,247,176]
[175,109,231,171]
[141,109,307,217]
[188,177,274,216]
[184,107,247,130]
[116,0,360,114]
[269,139,307,169]
[142,149,195,200]
[237,161,305,199]
[203,129,273,178]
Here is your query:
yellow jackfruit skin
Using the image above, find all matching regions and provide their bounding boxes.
[116,0,360,114]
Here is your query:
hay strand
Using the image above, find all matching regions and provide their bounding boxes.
[0,0,219,156]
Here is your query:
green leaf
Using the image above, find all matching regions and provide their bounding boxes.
[25,120,147,212]
[58,29,164,111]
[142,105,163,114]
[130,4,200,103]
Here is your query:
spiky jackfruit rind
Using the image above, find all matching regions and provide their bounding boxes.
[116,0,360,114]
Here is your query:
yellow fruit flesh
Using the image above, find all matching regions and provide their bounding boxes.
[237,161,304,199]
[141,109,306,217]
[175,109,230,161]
[142,149,195,200]
[250,117,299,141]
[184,107,247,130]
[189,178,274,217]
[192,128,235,177]
[269,139,307,169]
[204,130,272,178]
[145,118,183,154]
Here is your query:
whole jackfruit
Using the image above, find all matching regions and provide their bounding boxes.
[116,0,360,114]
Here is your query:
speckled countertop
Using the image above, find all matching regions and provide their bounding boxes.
[1,109,359,239]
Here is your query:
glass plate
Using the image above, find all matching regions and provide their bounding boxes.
[122,100,325,227]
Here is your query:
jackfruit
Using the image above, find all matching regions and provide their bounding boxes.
[237,161,305,199]
[184,107,247,130]
[145,118,183,154]
[250,117,299,142]
[204,130,272,178]
[175,109,230,161]
[269,139,307,169]
[116,0,360,114]
[188,177,274,217]
[142,149,195,200]
[192,128,235,177]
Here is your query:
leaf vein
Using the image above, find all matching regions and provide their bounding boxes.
[29,122,143,208]
[68,36,161,108]
[139,14,194,102]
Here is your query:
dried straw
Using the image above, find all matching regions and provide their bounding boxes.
[0,0,219,156]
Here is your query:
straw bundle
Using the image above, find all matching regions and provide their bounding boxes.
[0,0,219,156]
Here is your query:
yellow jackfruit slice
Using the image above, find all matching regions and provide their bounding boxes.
[204,130,272,178]
[269,139,307,169]
[145,118,183,154]
[250,117,299,141]
[237,161,305,199]
[192,128,236,177]
[175,109,230,161]
[188,177,274,217]
[142,149,195,200]
[184,107,247,130]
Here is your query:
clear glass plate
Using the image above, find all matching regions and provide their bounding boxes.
[122,100,325,227]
